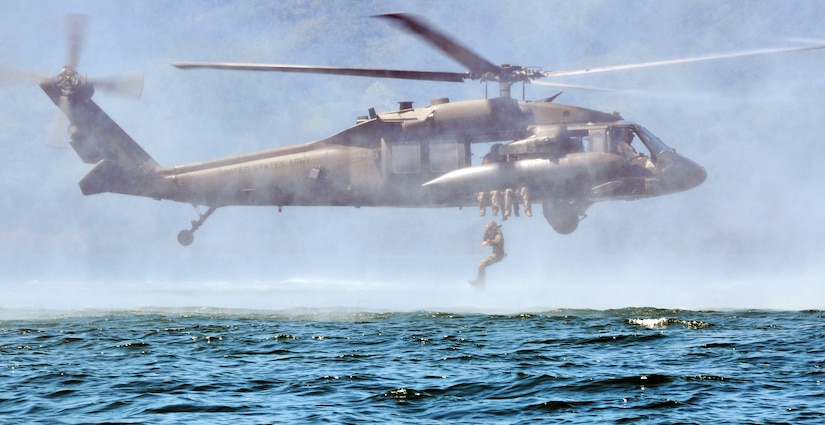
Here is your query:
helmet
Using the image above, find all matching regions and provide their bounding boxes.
[614,127,633,137]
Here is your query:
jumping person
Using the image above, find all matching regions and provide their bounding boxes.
[469,221,506,287]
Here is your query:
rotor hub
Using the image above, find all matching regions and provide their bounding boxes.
[57,66,82,96]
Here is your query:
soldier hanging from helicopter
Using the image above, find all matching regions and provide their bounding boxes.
[477,143,532,219]
[503,186,532,219]
[477,144,503,217]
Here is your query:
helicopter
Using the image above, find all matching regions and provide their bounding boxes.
[16,13,825,245]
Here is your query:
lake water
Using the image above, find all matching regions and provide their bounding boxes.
[1,308,823,423]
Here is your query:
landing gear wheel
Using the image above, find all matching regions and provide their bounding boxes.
[177,229,194,246]
[546,210,579,234]
[542,200,582,235]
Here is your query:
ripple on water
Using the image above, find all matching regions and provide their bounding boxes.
[0,309,822,423]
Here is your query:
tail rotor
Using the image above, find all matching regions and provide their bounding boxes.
[1,14,144,147]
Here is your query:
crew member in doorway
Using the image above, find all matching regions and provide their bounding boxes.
[469,221,506,287]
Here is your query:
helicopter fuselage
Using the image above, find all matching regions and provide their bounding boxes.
[157,96,705,207]
[23,11,825,245]
[42,79,706,242]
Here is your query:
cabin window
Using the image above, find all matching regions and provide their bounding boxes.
[429,140,465,173]
[391,143,421,174]
[587,129,607,153]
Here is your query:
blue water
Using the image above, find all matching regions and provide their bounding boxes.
[1,308,823,424]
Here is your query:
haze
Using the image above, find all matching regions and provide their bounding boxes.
[1,0,824,313]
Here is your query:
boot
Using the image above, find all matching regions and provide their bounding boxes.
[469,266,486,288]
[468,278,485,288]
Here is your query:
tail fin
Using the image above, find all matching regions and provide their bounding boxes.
[41,81,163,197]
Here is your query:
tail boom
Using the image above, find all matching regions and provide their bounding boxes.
[41,79,166,198]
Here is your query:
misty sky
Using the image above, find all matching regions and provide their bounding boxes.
[2,0,824,312]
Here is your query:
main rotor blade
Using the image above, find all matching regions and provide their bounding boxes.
[375,13,500,76]
[172,62,469,83]
[65,14,87,69]
[544,43,825,78]
[532,80,613,92]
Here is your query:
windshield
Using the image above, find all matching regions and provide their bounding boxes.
[637,126,674,156]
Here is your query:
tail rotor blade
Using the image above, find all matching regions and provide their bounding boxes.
[46,111,71,149]
[0,67,48,85]
[91,73,144,99]
[65,14,87,69]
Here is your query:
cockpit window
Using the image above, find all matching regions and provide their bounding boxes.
[609,126,644,158]
[637,126,674,156]
[609,124,674,162]
[610,125,656,174]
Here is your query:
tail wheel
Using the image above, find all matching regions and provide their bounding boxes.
[177,205,217,246]
[177,230,194,246]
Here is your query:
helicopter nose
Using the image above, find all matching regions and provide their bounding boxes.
[658,152,707,193]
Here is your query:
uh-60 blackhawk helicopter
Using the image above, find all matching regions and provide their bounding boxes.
[18,14,825,245]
